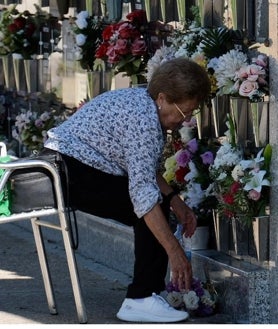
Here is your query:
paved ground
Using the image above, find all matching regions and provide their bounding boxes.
[0,222,232,325]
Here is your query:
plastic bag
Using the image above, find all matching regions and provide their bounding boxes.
[0,142,11,216]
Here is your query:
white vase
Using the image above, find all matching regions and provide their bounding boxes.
[249,101,269,147]
[191,226,209,250]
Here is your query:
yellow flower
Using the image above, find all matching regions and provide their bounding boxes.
[163,155,177,183]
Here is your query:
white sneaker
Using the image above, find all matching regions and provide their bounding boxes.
[116,292,189,323]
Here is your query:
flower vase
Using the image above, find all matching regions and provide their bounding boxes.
[213,210,230,253]
[251,216,269,262]
[229,96,249,147]
[249,101,269,147]
[231,216,249,257]
[197,0,205,26]
[85,0,93,16]
[194,106,204,139]
[191,226,210,250]
[87,71,101,99]
[176,0,186,23]
[160,0,166,22]
[211,95,230,138]
[144,0,151,21]
[1,55,12,89]
[24,59,38,94]
[100,69,112,94]
[12,55,24,92]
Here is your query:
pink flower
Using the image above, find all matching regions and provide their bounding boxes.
[131,38,147,56]
[248,189,261,201]
[246,64,265,78]
[114,39,130,55]
[239,80,259,97]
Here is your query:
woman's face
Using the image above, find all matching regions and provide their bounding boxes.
[156,93,200,131]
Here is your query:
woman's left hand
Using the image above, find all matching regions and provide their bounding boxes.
[170,195,197,237]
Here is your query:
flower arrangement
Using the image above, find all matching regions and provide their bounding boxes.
[72,10,104,71]
[95,9,149,84]
[162,122,218,225]
[208,49,269,102]
[12,109,65,152]
[208,115,272,225]
[166,277,217,317]
[0,5,17,55]
[7,5,61,59]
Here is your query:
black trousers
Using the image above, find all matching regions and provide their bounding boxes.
[59,152,171,298]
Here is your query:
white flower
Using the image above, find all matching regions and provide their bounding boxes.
[231,164,244,181]
[239,148,264,170]
[166,291,183,308]
[243,170,270,192]
[75,11,89,29]
[75,33,87,46]
[146,46,175,81]
[184,161,198,181]
[213,49,248,94]
[183,291,199,310]
[179,126,194,144]
[200,289,215,307]
[183,182,205,208]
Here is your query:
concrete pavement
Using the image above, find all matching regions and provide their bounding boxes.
[0,221,232,325]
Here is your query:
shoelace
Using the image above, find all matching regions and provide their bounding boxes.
[151,293,173,309]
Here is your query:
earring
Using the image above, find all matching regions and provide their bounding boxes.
[158,106,161,110]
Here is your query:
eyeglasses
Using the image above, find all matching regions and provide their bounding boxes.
[173,103,201,122]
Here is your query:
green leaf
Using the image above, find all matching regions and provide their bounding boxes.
[263,144,272,171]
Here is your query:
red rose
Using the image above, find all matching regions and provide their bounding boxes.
[25,22,36,37]
[223,193,234,205]
[8,23,17,33]
[102,25,115,41]
[118,22,140,40]
[230,181,241,194]
[114,38,130,55]
[13,16,26,29]
[95,42,109,59]
[126,9,147,26]
[131,38,147,56]
[175,166,189,183]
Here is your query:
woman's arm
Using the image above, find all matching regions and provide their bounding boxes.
[144,203,192,291]
[156,172,197,237]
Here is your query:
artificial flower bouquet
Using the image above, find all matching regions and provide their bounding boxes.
[7,4,61,59]
[72,10,104,71]
[12,109,64,152]
[208,115,272,226]
[0,5,17,56]
[208,49,269,102]
[163,122,218,225]
[95,9,149,84]
[166,277,217,317]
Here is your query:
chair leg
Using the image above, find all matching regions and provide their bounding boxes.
[58,211,88,324]
[31,217,58,315]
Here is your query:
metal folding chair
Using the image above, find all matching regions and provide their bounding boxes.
[0,157,87,324]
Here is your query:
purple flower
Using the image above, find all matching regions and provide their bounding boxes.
[200,151,214,165]
[187,138,198,153]
[175,149,191,167]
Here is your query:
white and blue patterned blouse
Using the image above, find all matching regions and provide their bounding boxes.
[44,87,165,218]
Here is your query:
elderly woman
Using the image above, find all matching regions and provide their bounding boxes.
[44,57,211,323]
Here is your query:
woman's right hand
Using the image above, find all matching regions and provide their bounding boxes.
[168,243,192,291]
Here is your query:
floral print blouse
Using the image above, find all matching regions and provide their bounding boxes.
[45,87,165,218]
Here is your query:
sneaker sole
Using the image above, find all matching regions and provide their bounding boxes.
[116,310,189,323]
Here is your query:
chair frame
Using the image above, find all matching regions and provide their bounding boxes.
[0,158,87,324]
